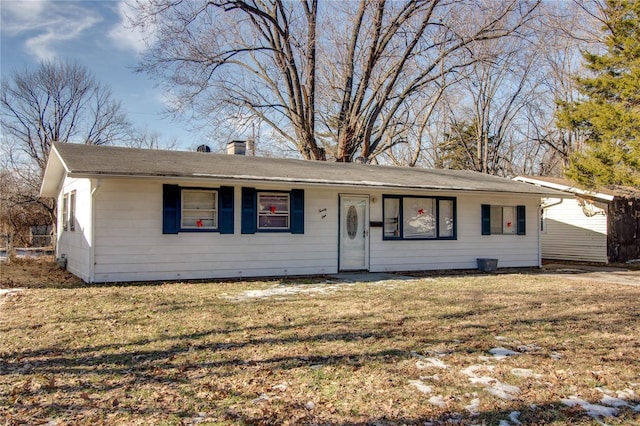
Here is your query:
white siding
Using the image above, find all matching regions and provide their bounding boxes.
[92,180,339,282]
[57,177,92,282]
[541,197,608,263]
[368,191,540,272]
[89,180,541,282]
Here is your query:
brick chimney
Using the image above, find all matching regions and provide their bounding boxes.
[227,140,247,155]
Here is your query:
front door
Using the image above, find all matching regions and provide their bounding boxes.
[339,195,369,271]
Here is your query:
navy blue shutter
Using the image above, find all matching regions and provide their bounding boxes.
[290,189,304,234]
[218,186,234,234]
[481,204,491,235]
[163,184,180,234]
[241,187,257,234]
[517,205,526,235]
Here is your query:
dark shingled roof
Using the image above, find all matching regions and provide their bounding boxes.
[47,143,563,196]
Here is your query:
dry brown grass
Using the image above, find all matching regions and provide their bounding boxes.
[1,260,639,425]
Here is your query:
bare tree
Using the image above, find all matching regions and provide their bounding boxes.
[1,60,132,239]
[1,60,132,172]
[131,0,540,162]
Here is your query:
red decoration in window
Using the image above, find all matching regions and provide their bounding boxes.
[270,206,277,214]
[418,208,424,215]
[196,219,204,227]
[507,221,512,227]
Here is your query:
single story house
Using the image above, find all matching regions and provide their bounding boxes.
[40,142,562,283]
[514,176,640,263]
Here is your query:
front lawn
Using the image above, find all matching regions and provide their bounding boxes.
[1,266,639,425]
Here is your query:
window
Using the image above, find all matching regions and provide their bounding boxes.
[182,190,217,229]
[258,193,289,229]
[62,193,69,231]
[383,196,456,240]
[481,204,525,235]
[241,188,304,234]
[69,191,76,231]
[162,185,234,234]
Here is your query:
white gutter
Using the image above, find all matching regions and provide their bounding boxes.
[64,172,561,198]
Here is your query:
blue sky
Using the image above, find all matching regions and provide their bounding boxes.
[1,0,198,150]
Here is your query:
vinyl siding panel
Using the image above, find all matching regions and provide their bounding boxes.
[369,192,540,271]
[93,180,339,282]
[88,179,542,282]
[541,197,608,263]
[56,177,92,282]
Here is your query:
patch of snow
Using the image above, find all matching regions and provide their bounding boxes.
[412,351,449,369]
[420,374,440,381]
[463,364,520,400]
[428,395,447,408]
[511,368,543,378]
[272,382,288,392]
[228,283,345,301]
[251,393,270,404]
[408,379,433,395]
[550,352,563,360]
[465,398,480,414]
[517,343,542,352]
[561,396,618,418]
[494,335,509,341]
[485,382,521,400]
[461,364,494,377]
[489,347,520,360]
[498,421,510,426]
[509,411,522,425]
[0,288,24,297]
[600,394,629,408]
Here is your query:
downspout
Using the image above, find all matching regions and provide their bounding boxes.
[89,178,102,283]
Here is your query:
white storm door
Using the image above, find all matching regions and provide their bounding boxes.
[339,195,369,271]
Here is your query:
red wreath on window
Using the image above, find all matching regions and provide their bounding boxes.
[270,206,277,214]
[418,208,424,215]
[196,219,204,227]
[507,221,512,227]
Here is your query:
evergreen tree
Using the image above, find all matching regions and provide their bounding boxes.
[557,0,640,187]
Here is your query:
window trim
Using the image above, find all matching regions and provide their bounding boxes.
[181,189,218,231]
[257,192,291,231]
[69,191,76,232]
[62,193,69,231]
[382,195,457,241]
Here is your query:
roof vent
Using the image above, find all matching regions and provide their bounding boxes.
[197,144,211,152]
[227,140,247,155]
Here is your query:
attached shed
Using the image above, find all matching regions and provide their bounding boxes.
[515,176,640,264]
[41,143,562,283]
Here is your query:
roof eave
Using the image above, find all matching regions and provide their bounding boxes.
[40,144,70,198]
[514,176,614,201]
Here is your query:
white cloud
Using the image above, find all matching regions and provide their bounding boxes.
[108,0,155,53]
[1,0,101,61]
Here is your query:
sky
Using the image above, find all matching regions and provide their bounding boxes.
[0,0,199,150]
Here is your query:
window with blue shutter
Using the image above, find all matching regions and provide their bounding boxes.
[481,204,526,235]
[163,184,180,234]
[481,204,491,235]
[241,187,257,234]
[517,205,526,235]
[163,184,234,234]
[242,187,304,234]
